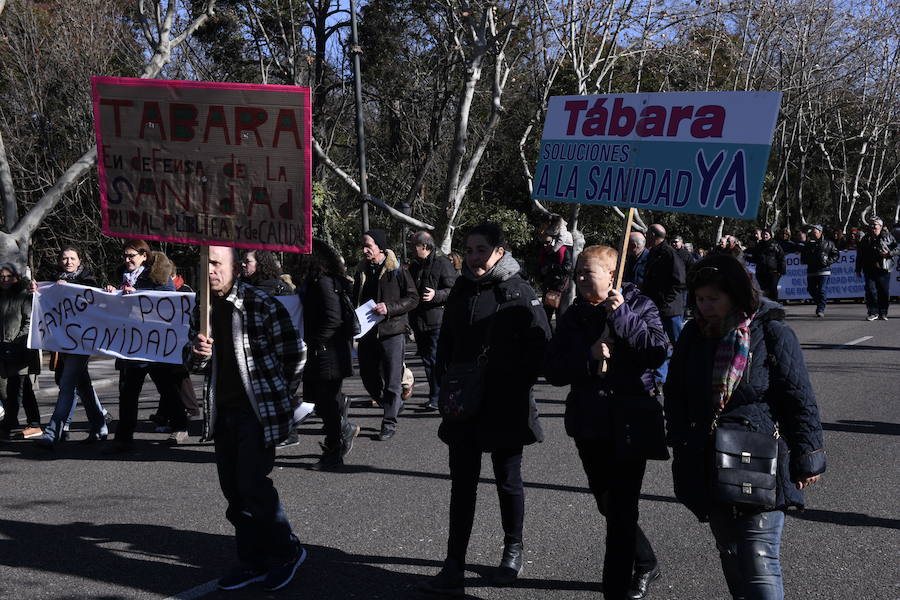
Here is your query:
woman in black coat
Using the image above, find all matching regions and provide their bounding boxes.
[103,239,181,454]
[0,263,41,439]
[664,254,826,600]
[421,223,550,597]
[36,247,110,447]
[294,239,357,470]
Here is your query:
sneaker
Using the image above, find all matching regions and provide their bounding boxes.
[263,541,307,591]
[276,430,300,448]
[22,427,44,439]
[866,314,878,321]
[815,311,824,318]
[401,383,414,401]
[878,314,888,321]
[217,565,266,591]
[341,423,360,458]
[165,430,188,446]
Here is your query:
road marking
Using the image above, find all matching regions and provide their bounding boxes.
[843,336,872,346]
[163,580,219,600]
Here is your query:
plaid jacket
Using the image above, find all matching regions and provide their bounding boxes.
[184,281,305,447]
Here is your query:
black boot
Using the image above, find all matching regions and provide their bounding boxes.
[309,444,342,471]
[419,558,464,596]
[627,565,660,599]
[493,541,524,585]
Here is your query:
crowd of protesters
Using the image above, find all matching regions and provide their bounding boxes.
[7,213,899,598]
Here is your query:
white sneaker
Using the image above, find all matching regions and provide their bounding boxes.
[866,315,878,321]
[878,314,888,321]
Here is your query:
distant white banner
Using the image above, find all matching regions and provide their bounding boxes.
[27,283,303,363]
[747,251,900,300]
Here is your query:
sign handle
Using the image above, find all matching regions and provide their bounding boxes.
[199,245,210,337]
[598,207,636,376]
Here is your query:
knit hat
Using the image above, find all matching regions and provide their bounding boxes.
[810,224,823,232]
[364,229,388,251]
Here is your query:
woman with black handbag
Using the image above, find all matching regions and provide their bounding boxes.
[544,245,670,600]
[0,263,42,440]
[421,223,550,596]
[664,254,826,600]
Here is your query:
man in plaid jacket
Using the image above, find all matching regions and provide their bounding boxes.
[186,245,306,592]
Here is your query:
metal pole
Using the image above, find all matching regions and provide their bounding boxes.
[349,0,370,233]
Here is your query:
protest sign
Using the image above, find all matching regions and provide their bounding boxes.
[28,283,304,363]
[746,252,900,300]
[91,77,312,252]
[532,91,781,220]
[28,283,193,364]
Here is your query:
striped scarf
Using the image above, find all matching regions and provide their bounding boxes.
[697,311,754,411]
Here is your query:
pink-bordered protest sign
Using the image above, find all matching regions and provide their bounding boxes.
[91,77,312,253]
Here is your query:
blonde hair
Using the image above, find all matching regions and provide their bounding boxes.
[578,245,618,271]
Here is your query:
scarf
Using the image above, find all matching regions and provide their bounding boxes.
[461,251,520,285]
[696,311,754,411]
[122,265,145,288]
[56,266,85,282]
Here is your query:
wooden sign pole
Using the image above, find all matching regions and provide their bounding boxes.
[598,207,636,376]
[198,245,210,337]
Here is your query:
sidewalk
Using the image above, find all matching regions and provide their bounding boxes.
[32,356,120,399]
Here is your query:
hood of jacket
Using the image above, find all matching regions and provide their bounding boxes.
[461,251,520,284]
[115,251,173,286]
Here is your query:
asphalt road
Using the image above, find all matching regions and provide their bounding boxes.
[1,301,898,600]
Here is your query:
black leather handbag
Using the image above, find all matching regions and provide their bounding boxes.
[438,305,498,423]
[712,422,778,508]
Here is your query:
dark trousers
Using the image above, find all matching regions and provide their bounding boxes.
[576,439,657,600]
[115,362,184,442]
[412,326,440,404]
[756,271,781,301]
[709,507,784,600]
[214,404,295,568]
[358,333,405,430]
[806,274,829,313]
[0,371,40,429]
[863,270,891,317]
[304,378,344,448]
[446,442,525,565]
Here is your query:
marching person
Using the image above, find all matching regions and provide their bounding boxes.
[294,240,359,470]
[664,254,826,600]
[746,229,786,301]
[799,224,838,318]
[36,247,109,448]
[187,245,307,591]
[641,224,686,384]
[421,223,550,596]
[352,229,418,441]
[855,216,898,321]
[0,263,42,440]
[536,216,574,328]
[408,231,458,410]
[623,232,650,289]
[241,250,294,296]
[103,239,184,453]
[545,245,669,600]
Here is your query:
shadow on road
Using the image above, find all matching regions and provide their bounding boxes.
[790,509,900,531]
[822,420,900,436]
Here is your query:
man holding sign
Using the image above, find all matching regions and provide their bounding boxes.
[186,246,306,592]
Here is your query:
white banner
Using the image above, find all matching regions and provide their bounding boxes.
[27,283,303,363]
[747,251,900,300]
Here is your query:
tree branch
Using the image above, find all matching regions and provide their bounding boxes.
[0,129,18,230]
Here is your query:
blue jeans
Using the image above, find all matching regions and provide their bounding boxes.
[655,315,684,384]
[43,354,107,442]
[709,508,784,600]
[806,274,829,314]
[863,270,890,317]
[215,404,296,568]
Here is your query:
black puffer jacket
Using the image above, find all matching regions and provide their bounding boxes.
[663,300,827,521]
[436,253,551,451]
[800,237,839,275]
[302,273,353,382]
[409,252,458,332]
[747,239,786,276]
[545,284,668,442]
[352,249,419,338]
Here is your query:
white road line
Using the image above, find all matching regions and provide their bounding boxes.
[843,336,873,346]
[163,580,219,600]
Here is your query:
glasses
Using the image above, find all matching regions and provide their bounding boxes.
[687,266,720,286]
[123,252,141,259]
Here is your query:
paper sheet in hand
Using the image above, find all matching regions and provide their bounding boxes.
[354,300,384,340]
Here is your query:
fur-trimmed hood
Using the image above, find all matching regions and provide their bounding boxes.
[114,251,174,288]
[355,249,401,279]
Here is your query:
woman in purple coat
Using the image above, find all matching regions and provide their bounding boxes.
[545,245,670,600]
